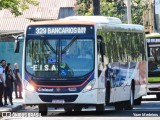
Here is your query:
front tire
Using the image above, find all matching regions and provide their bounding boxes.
[134,97,142,105]
[39,104,48,116]
[96,104,105,112]
[64,107,73,112]
[74,106,82,111]
[114,102,124,111]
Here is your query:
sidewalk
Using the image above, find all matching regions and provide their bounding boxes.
[0,92,24,117]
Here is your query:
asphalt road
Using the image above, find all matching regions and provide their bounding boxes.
[18,95,160,116]
[1,95,160,120]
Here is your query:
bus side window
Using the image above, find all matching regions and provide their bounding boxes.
[97,35,105,76]
[97,35,105,56]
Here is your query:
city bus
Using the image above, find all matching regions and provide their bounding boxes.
[146,33,160,99]
[16,16,147,115]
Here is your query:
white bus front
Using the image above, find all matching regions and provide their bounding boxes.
[22,24,105,114]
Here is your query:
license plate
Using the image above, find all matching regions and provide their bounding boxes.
[52,99,64,104]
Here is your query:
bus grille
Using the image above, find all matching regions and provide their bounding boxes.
[39,95,78,102]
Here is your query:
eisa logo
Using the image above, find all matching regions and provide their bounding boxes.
[37,88,54,92]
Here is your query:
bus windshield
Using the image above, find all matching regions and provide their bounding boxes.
[25,37,94,79]
[147,37,160,82]
[148,46,160,77]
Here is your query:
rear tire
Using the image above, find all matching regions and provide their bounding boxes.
[156,93,160,100]
[114,102,124,111]
[134,97,142,105]
[39,104,48,116]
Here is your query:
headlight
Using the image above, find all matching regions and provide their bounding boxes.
[82,79,95,92]
[26,83,35,92]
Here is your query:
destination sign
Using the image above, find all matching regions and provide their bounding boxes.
[27,25,94,35]
[35,27,86,35]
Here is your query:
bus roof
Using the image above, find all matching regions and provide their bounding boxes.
[28,20,95,26]
[146,33,160,38]
[27,16,122,26]
[62,16,144,32]
[61,16,122,24]
[97,24,144,33]
[27,16,144,33]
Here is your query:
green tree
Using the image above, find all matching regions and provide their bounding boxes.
[75,0,125,20]
[75,0,93,15]
[75,0,150,24]
[0,0,39,16]
[130,0,150,24]
[101,0,125,21]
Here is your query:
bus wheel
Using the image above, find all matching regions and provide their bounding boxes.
[124,86,134,110]
[74,106,82,111]
[134,97,142,105]
[64,107,73,112]
[39,104,48,116]
[114,102,124,111]
[156,94,160,100]
[96,104,105,112]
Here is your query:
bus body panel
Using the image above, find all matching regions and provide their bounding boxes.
[23,81,105,104]
[107,61,147,103]
[97,26,147,104]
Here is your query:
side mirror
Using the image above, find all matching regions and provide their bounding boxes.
[14,34,24,53]
[14,39,20,53]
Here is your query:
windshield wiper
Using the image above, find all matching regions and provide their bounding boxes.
[43,40,56,54]
[61,35,78,54]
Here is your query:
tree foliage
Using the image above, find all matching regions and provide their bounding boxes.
[100,0,125,21]
[75,0,150,24]
[0,0,39,16]
[131,0,150,24]
[74,0,93,15]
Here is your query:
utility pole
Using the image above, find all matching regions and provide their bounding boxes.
[143,0,156,33]
[126,0,132,24]
[93,0,100,15]
[153,0,157,32]
[150,0,155,33]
